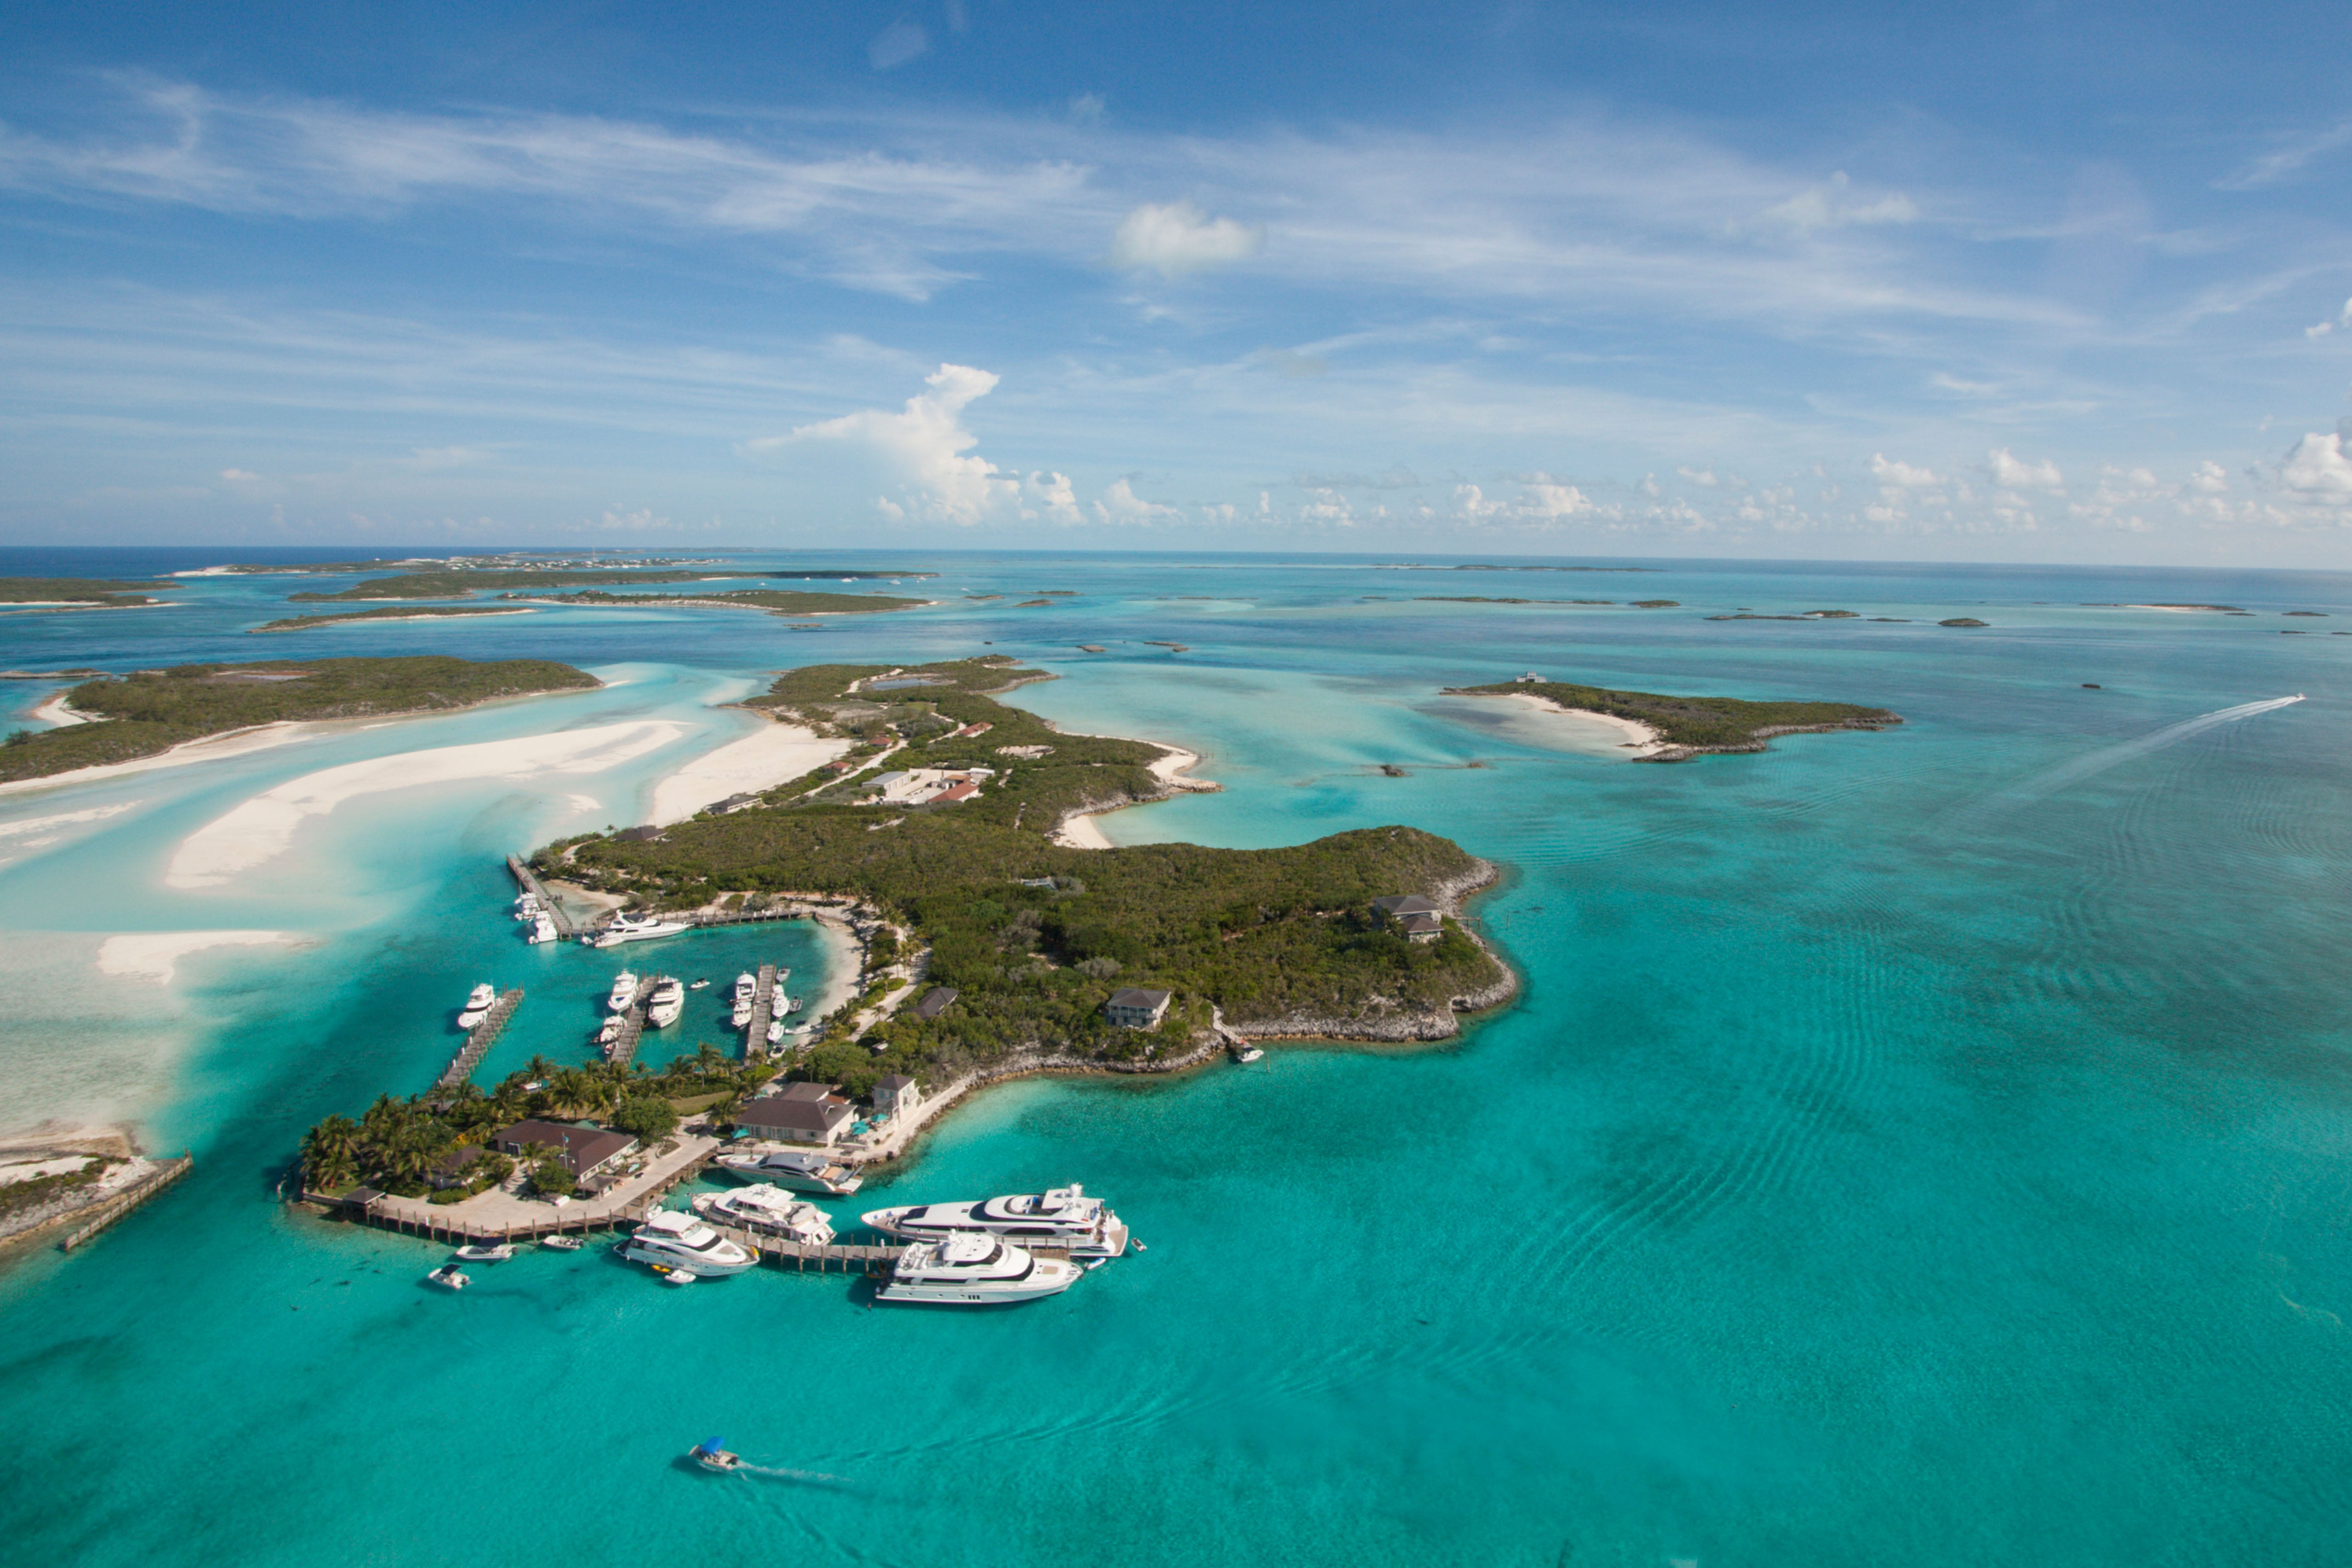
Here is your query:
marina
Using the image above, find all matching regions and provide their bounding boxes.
[435,987,522,1089]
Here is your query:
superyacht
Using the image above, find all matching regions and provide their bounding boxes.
[689,1185,835,1246]
[874,1233,1080,1305]
[714,1148,863,1196]
[863,1184,1127,1259]
[617,1211,755,1277]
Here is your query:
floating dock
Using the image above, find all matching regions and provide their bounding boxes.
[59,1155,193,1252]
[436,987,523,1090]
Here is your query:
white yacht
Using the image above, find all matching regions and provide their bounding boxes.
[607,972,640,1013]
[593,913,691,948]
[511,894,540,920]
[690,1185,835,1245]
[528,913,558,945]
[645,977,685,1029]
[765,1017,786,1047]
[874,1233,1080,1305]
[595,1018,620,1046]
[732,999,755,1029]
[863,1184,1127,1260]
[775,995,800,1015]
[733,972,758,1005]
[715,1148,863,1196]
[618,1211,756,1277]
[458,983,496,1029]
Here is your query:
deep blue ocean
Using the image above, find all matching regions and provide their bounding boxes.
[3,547,2350,1566]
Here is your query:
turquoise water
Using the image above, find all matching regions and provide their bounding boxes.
[4,550,2352,1564]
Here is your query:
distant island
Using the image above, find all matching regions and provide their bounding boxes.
[0,577,180,610]
[252,605,540,634]
[1,656,599,783]
[515,588,927,617]
[1447,677,1901,761]
[284,566,888,603]
[544,656,1514,1098]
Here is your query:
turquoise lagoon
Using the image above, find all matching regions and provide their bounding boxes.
[3,550,2351,1564]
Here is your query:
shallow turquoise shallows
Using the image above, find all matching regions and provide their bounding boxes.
[3,550,2351,1566]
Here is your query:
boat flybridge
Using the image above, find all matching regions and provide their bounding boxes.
[733,972,758,1005]
[875,1232,1080,1305]
[593,913,691,949]
[863,1184,1127,1260]
[689,1184,835,1246]
[645,977,685,1029]
[607,972,640,1013]
[618,1211,755,1277]
[458,983,496,1029]
[715,1148,862,1196]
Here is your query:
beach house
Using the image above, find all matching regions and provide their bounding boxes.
[491,1120,638,1181]
[736,1083,857,1145]
[1104,987,1173,1029]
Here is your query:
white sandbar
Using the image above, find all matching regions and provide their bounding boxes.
[647,715,851,826]
[1491,692,1667,756]
[97,931,299,986]
[165,720,687,889]
[0,722,326,799]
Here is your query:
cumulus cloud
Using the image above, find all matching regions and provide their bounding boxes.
[1988,447,2065,491]
[1023,470,1082,524]
[2188,460,2229,493]
[1869,453,1941,488]
[753,362,1014,525]
[219,467,258,480]
[1094,476,1182,524]
[2280,432,2352,498]
[2305,298,2352,339]
[1108,201,1263,277]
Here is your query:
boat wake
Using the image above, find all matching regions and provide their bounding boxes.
[1988,694,2304,809]
[735,1461,853,1487]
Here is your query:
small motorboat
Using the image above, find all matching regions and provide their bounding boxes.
[690,1439,741,1474]
[656,1266,699,1286]
[1229,1038,1263,1064]
[689,978,711,990]
[540,1235,582,1252]
[453,1242,513,1262]
[766,1017,786,1046]
[427,1263,470,1290]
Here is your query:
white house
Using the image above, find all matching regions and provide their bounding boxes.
[873,1074,921,1119]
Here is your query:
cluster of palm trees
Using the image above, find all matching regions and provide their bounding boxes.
[298,1045,775,1195]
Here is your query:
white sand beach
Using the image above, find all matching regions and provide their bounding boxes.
[1487,692,1667,757]
[30,695,92,726]
[803,915,866,1023]
[1052,743,1212,849]
[646,714,850,826]
[0,721,328,799]
[165,719,686,889]
[96,931,301,985]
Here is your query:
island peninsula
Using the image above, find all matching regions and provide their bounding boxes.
[0,656,599,784]
[1447,677,1901,761]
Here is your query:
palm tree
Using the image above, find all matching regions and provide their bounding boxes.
[300,1116,360,1190]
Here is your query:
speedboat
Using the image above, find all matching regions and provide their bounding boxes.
[690,1184,835,1245]
[645,977,685,1029]
[596,1018,621,1045]
[540,1235,582,1252]
[607,972,639,1012]
[618,1211,756,1276]
[775,995,800,1015]
[715,1148,863,1196]
[874,1233,1080,1305]
[690,1439,741,1473]
[864,1184,1127,1259]
[426,1263,469,1290]
[1229,1038,1263,1063]
[658,1268,699,1286]
[453,1242,513,1262]
[593,912,691,948]
[689,978,711,990]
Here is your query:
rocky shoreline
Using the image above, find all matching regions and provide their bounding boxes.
[1630,716,1904,763]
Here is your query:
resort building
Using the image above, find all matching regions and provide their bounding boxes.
[1105,987,1173,1029]
[910,986,958,1021]
[736,1083,857,1145]
[873,1074,922,1119]
[491,1120,638,1180]
[855,767,996,807]
[1372,894,1444,943]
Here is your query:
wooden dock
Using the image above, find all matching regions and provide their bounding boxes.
[59,1155,192,1252]
[505,855,582,939]
[688,905,803,930]
[744,962,778,1060]
[436,987,523,1089]
[605,977,654,1066]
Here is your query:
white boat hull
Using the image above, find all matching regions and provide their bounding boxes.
[876,1261,1080,1304]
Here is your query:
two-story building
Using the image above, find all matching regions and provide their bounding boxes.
[873,1073,922,1119]
[1104,987,1173,1029]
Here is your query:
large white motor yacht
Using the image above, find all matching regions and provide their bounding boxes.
[645,977,685,1029]
[689,1185,835,1245]
[874,1232,1080,1305]
[458,982,496,1029]
[732,999,755,1029]
[714,1148,863,1196]
[733,971,758,1005]
[863,1184,1127,1259]
[593,913,691,948]
[618,1211,756,1277]
[607,972,640,1013]
[528,913,558,945]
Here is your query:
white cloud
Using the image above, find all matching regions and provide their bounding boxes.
[1023,470,1082,524]
[1751,171,1918,233]
[754,362,1015,525]
[1677,464,1719,486]
[1093,476,1182,524]
[1988,448,2065,492]
[2280,432,2352,498]
[218,467,257,480]
[867,21,930,70]
[1108,200,1263,277]
[2216,122,2352,190]
[2306,298,2352,339]
[1870,453,1941,488]
[2188,460,2228,493]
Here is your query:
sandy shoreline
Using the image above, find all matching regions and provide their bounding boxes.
[1051,744,1212,849]
[257,609,540,632]
[1494,691,1668,756]
[30,695,92,727]
[646,714,850,826]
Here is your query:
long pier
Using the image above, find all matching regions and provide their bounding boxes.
[744,963,778,1060]
[505,855,582,939]
[59,1155,193,1252]
[605,978,654,1067]
[436,987,523,1089]
[688,905,803,930]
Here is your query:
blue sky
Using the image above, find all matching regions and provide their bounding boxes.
[2,1,2350,563]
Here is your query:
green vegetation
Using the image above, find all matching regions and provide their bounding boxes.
[287,568,789,601]
[542,657,1508,1097]
[300,1049,770,1197]
[1939,618,1989,628]
[0,656,598,783]
[252,605,540,633]
[0,1158,109,1220]
[0,578,176,607]
[1448,678,1900,755]
[526,588,926,616]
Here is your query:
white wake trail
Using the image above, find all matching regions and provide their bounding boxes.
[1995,694,2305,806]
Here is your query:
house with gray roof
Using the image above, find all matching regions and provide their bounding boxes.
[1105,987,1173,1029]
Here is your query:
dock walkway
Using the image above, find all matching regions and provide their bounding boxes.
[59,1155,192,1252]
[436,987,522,1089]
[316,1134,721,1244]
[744,963,777,1060]
[605,977,653,1066]
[506,856,581,939]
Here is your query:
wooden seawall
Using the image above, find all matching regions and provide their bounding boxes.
[59,1155,193,1252]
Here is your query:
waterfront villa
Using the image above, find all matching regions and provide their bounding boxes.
[491,1120,637,1181]
[911,986,958,1021]
[737,1083,857,1145]
[1372,894,1444,944]
[1105,987,1173,1029]
[873,1074,922,1119]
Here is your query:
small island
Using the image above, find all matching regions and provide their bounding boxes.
[285,567,882,603]
[1446,677,1901,762]
[252,605,541,634]
[1,655,599,783]
[0,577,180,611]
[516,588,927,617]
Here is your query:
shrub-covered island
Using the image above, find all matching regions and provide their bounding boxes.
[286,567,916,603]
[0,577,179,608]
[1447,677,1901,761]
[516,587,927,616]
[543,657,1514,1094]
[1,655,599,783]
